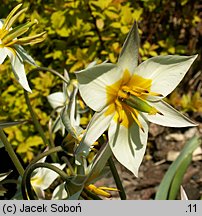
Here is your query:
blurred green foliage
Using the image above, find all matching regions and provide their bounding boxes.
[0,0,201,162]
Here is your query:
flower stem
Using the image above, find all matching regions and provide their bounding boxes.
[30,146,63,164]
[83,188,102,200]
[24,90,49,146]
[24,91,57,162]
[21,146,64,199]
[0,128,24,177]
[108,156,126,200]
[27,66,69,84]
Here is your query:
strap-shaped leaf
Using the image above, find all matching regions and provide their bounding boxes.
[0,120,27,128]
[155,136,201,200]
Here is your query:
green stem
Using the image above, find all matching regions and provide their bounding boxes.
[108,157,126,200]
[30,146,63,164]
[24,90,58,162]
[24,66,69,162]
[83,188,102,200]
[22,162,69,200]
[61,156,76,176]
[24,90,49,146]
[0,128,24,177]
[48,118,55,150]
[27,66,69,84]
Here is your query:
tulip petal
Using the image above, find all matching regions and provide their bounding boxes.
[31,163,66,190]
[14,45,37,66]
[0,47,8,64]
[33,186,45,199]
[75,106,114,164]
[118,22,139,73]
[0,170,12,182]
[47,92,66,110]
[108,115,148,176]
[134,55,198,99]
[7,48,32,92]
[144,100,197,127]
[0,19,3,28]
[76,63,122,111]
[52,182,67,200]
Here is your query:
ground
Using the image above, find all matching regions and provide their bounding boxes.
[96,124,202,200]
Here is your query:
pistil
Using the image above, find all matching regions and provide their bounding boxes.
[118,85,163,116]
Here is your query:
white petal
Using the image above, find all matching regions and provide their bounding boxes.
[86,60,98,69]
[108,115,148,176]
[0,19,3,28]
[76,63,122,111]
[7,49,32,92]
[118,22,139,73]
[0,47,8,64]
[47,92,66,110]
[33,186,45,199]
[144,100,197,127]
[180,186,188,200]
[0,170,12,182]
[14,45,37,66]
[75,106,114,164]
[31,163,66,190]
[134,55,198,98]
[52,182,67,200]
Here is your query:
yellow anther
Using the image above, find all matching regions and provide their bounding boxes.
[148,107,163,116]
[78,99,86,110]
[92,141,99,146]
[148,107,158,115]
[132,86,149,94]
[117,89,129,100]
[86,184,118,198]
[115,100,125,123]
[149,92,164,97]
[124,105,145,132]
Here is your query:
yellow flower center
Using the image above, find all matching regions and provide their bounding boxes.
[105,69,161,130]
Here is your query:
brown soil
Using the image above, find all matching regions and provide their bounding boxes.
[95,124,202,200]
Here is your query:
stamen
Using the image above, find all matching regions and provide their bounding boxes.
[6,47,17,56]
[2,4,23,30]
[2,20,38,44]
[0,29,9,40]
[17,31,47,45]
[149,92,164,97]
[6,7,28,30]
[86,184,115,198]
[117,88,129,100]
[124,105,144,132]
[148,107,159,115]
[115,81,163,129]
[132,86,150,94]
[115,100,124,123]
[4,39,18,47]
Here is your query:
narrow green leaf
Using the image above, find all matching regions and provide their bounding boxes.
[155,136,201,200]
[0,120,27,128]
[168,154,192,199]
[86,142,112,184]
